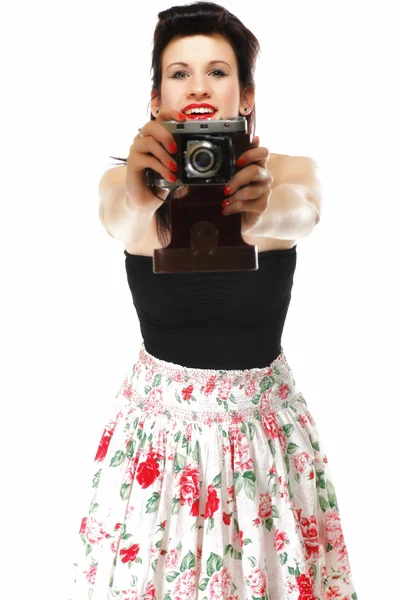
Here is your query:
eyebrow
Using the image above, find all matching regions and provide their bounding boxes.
[166,60,231,70]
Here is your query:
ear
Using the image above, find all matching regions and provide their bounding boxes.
[150,89,161,117]
[241,87,255,113]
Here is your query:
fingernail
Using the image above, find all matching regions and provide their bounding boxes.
[224,185,231,196]
[236,157,245,167]
[221,200,231,208]
[168,173,177,182]
[169,142,178,153]
[178,113,187,120]
[169,160,177,172]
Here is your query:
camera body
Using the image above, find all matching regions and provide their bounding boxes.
[147,117,259,274]
[146,116,249,189]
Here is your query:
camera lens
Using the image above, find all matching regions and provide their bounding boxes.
[192,148,214,171]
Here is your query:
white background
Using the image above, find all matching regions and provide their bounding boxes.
[1,1,399,598]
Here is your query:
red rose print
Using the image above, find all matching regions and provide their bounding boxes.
[190,497,200,517]
[145,582,156,599]
[296,573,317,600]
[120,542,140,564]
[274,529,288,551]
[178,465,201,508]
[204,484,220,518]
[277,383,290,399]
[258,493,273,519]
[136,453,160,489]
[79,517,87,535]
[300,515,320,560]
[94,424,116,462]
[182,384,194,401]
[223,511,232,525]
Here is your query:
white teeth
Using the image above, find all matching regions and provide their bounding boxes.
[184,107,215,114]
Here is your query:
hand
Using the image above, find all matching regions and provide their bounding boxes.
[126,109,186,209]
[222,136,273,231]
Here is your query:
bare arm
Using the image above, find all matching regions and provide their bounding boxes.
[98,165,167,245]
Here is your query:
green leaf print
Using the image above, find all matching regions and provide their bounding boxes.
[180,550,196,572]
[234,472,244,495]
[126,439,135,460]
[166,571,180,582]
[316,469,326,489]
[259,375,273,393]
[110,450,125,467]
[319,495,328,512]
[120,482,131,501]
[199,578,210,591]
[133,416,139,429]
[139,432,147,449]
[192,440,200,462]
[233,549,242,559]
[294,565,300,577]
[243,470,256,482]
[285,454,290,474]
[243,477,256,501]
[151,558,158,571]
[174,452,186,472]
[265,518,273,531]
[268,438,276,456]
[240,422,247,434]
[85,543,92,556]
[326,480,338,509]
[146,492,161,514]
[206,551,224,576]
[248,422,255,440]
[152,374,161,388]
[352,594,358,599]
[207,517,215,532]
[311,563,317,578]
[288,567,295,576]
[278,552,288,565]
[294,472,300,484]
[92,469,101,489]
[283,424,294,437]
[272,505,280,518]
[286,442,299,455]
[174,431,181,443]
[251,393,261,405]
[212,473,222,488]
[171,497,180,515]
[224,544,233,556]
[248,556,257,567]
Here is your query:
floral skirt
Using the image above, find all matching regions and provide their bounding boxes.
[69,342,358,600]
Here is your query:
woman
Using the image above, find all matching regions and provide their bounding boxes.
[70,3,358,599]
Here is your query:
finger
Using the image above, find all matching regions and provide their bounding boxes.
[140,110,187,155]
[223,192,266,216]
[225,164,272,196]
[229,183,266,204]
[130,138,178,183]
[236,146,269,168]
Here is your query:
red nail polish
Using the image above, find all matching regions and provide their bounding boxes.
[224,185,231,196]
[222,200,230,208]
[168,173,177,182]
[236,157,245,166]
[169,142,178,153]
[169,160,177,172]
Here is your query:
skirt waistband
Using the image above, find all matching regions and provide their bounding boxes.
[121,342,303,425]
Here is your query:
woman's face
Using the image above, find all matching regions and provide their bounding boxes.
[152,34,253,120]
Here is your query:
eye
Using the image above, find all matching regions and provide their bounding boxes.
[169,69,228,79]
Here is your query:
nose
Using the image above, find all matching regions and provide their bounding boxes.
[187,74,212,99]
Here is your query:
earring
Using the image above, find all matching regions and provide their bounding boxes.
[156,109,160,114]
[243,107,248,112]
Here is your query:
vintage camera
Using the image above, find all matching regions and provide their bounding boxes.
[145,117,259,274]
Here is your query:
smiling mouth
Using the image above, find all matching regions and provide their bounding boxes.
[184,110,218,120]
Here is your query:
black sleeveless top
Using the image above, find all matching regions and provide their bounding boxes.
[124,245,297,369]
